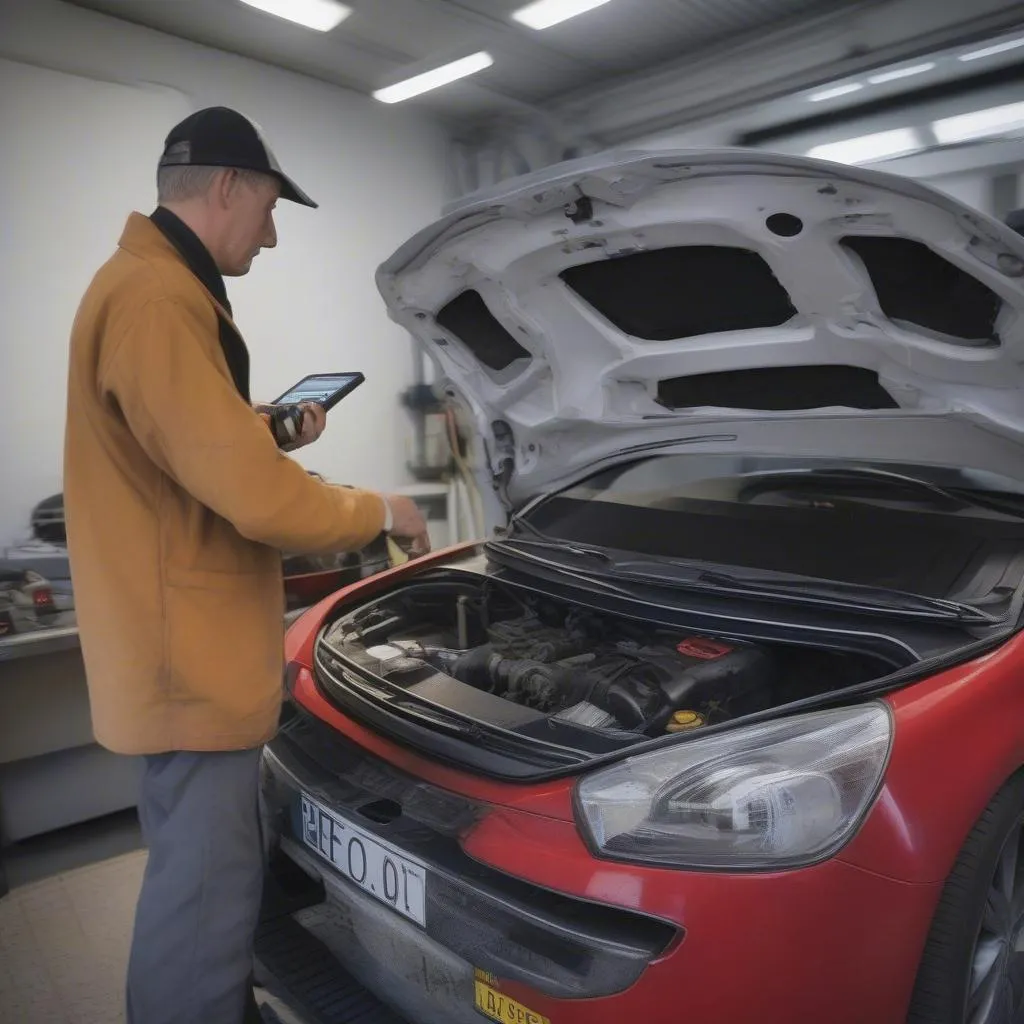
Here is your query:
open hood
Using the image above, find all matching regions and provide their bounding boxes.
[376,150,1024,515]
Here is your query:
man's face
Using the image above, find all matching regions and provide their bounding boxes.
[217,171,281,277]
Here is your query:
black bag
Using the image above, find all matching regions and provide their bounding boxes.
[31,494,66,544]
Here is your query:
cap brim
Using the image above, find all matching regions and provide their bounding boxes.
[277,172,318,209]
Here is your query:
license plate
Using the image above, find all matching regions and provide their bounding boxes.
[474,973,549,1024]
[299,793,427,927]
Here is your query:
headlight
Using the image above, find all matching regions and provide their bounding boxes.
[576,704,891,870]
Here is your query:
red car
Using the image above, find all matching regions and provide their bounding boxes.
[258,150,1024,1024]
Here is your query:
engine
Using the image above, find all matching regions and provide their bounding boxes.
[322,575,906,753]
[412,609,777,735]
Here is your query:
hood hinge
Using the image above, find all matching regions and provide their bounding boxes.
[490,419,517,510]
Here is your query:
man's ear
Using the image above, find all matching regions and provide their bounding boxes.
[211,167,239,209]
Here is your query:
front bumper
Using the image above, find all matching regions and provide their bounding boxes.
[260,704,677,1016]
[260,703,943,1024]
[269,835,483,1024]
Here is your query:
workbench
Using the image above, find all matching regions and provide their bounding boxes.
[0,608,310,854]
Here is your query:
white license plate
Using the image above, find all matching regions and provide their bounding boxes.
[300,793,427,927]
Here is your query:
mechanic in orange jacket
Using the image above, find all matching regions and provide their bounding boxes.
[64,107,430,1024]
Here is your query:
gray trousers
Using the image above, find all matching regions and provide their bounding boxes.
[127,747,265,1024]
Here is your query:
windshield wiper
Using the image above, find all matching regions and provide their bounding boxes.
[770,467,1024,522]
[600,560,999,623]
[492,513,616,561]
[487,535,614,565]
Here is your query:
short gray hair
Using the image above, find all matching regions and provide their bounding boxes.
[156,165,273,203]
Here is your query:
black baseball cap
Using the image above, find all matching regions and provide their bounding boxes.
[158,106,317,209]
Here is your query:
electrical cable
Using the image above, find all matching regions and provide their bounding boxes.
[446,406,484,539]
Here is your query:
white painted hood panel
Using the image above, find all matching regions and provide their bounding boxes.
[376,150,1024,510]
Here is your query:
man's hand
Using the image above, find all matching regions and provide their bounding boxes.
[384,494,431,559]
[254,402,326,451]
[293,403,326,449]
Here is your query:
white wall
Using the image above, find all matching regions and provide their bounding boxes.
[0,0,448,549]
[923,170,992,212]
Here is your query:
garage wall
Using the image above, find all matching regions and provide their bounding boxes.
[923,171,992,211]
[0,0,448,550]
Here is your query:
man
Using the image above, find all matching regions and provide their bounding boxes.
[63,106,430,1024]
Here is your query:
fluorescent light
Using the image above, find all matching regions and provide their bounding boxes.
[238,0,351,32]
[512,0,614,29]
[932,101,1024,144]
[867,62,935,85]
[808,83,864,102]
[959,36,1024,62]
[808,128,922,165]
[373,52,494,104]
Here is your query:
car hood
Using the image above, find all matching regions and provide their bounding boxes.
[376,149,1024,515]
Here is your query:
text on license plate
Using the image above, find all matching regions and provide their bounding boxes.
[300,793,427,927]
[474,977,550,1024]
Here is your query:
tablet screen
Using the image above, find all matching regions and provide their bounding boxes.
[273,373,364,410]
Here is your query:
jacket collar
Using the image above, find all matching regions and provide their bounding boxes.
[148,206,232,316]
[117,213,228,316]
[117,212,252,404]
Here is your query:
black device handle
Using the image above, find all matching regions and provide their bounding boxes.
[268,404,305,448]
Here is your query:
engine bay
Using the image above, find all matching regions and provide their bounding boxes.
[318,575,905,752]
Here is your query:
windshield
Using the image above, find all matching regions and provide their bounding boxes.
[517,456,1024,604]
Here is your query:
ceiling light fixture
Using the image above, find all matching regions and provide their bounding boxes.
[932,101,1024,144]
[237,0,351,32]
[512,0,614,30]
[958,36,1024,62]
[867,62,936,85]
[807,128,922,165]
[373,52,494,104]
[808,82,864,102]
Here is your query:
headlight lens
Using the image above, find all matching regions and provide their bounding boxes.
[576,704,891,870]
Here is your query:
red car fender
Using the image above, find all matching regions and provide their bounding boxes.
[839,632,1024,883]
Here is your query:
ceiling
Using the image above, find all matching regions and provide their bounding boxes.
[63,0,871,125]
[57,0,1024,195]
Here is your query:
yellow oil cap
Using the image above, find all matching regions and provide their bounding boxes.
[667,710,705,732]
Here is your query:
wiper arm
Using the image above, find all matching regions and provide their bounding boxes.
[492,514,616,563]
[487,535,614,565]
[792,467,1024,521]
[809,467,971,507]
